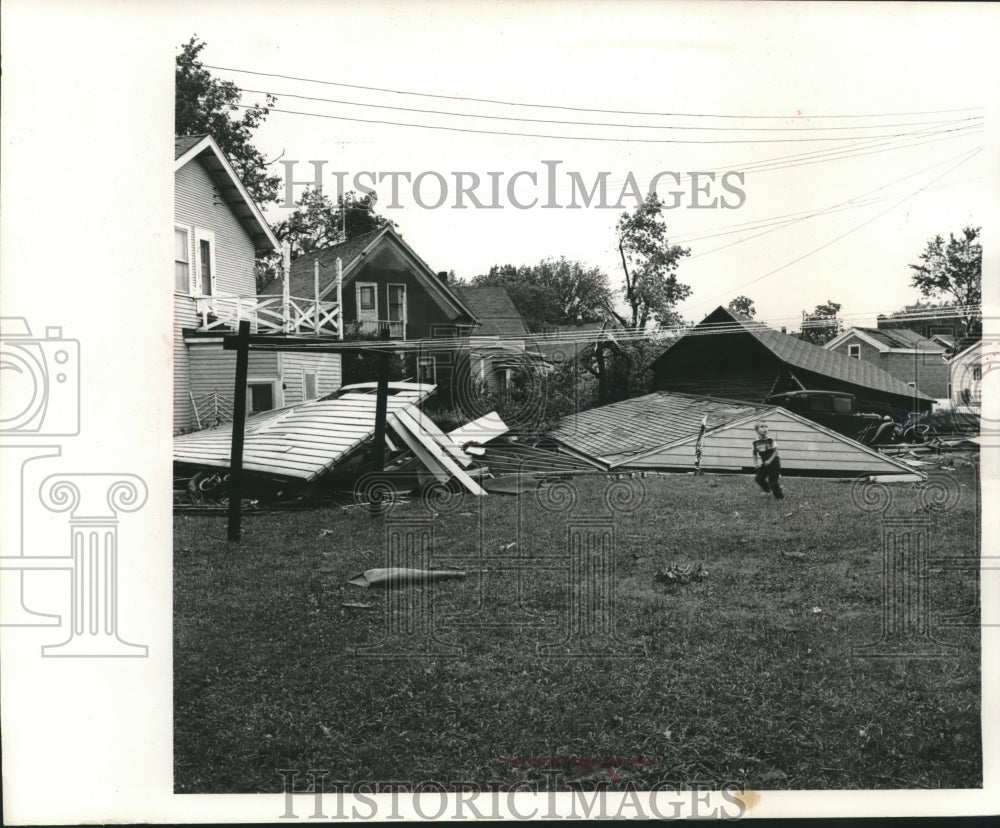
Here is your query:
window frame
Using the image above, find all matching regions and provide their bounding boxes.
[246,378,281,415]
[356,282,378,313]
[847,343,861,359]
[174,226,191,294]
[193,228,217,297]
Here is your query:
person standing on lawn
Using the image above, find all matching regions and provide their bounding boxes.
[752,421,784,500]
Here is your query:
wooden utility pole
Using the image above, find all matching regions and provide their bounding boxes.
[227,320,251,542]
[371,327,391,472]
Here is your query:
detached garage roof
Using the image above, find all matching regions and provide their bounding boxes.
[546,392,766,468]
[545,391,921,479]
[652,307,934,403]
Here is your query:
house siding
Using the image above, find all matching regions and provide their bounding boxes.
[342,246,468,339]
[880,351,949,399]
[186,344,279,428]
[829,336,881,365]
[828,335,949,399]
[279,351,343,406]
[174,160,259,296]
[174,157,259,433]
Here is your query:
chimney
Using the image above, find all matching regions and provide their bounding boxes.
[437,271,450,285]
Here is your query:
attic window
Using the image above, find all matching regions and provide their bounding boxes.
[848,343,861,359]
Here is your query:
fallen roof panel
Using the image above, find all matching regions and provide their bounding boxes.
[173,382,435,481]
[546,391,922,478]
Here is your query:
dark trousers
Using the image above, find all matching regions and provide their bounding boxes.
[755,461,784,499]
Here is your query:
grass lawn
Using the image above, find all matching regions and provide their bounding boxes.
[174,465,981,793]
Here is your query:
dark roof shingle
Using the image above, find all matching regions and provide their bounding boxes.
[174,134,208,160]
[451,286,529,338]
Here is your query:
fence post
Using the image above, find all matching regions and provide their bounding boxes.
[227,320,251,542]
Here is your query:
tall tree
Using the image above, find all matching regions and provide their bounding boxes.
[909,225,982,335]
[175,37,281,205]
[273,189,394,258]
[797,300,842,346]
[471,258,613,332]
[614,194,691,329]
[727,295,756,318]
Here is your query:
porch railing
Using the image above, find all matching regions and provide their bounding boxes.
[355,319,406,339]
[195,295,341,335]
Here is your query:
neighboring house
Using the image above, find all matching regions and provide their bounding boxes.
[876,308,969,341]
[649,306,934,417]
[949,339,996,407]
[261,226,477,392]
[450,286,533,392]
[174,135,342,433]
[823,327,949,399]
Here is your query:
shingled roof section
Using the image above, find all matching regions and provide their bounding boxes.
[854,327,941,350]
[175,134,208,160]
[260,228,387,298]
[656,307,934,402]
[450,286,530,338]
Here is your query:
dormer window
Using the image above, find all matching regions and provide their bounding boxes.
[848,343,861,359]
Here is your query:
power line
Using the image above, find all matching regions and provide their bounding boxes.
[234,103,981,145]
[203,63,984,121]
[233,85,981,134]
[687,147,983,310]
[675,146,983,249]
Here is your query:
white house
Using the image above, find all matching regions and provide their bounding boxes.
[174,135,342,432]
[949,339,994,408]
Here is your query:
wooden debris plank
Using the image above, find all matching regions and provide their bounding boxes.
[385,414,451,484]
[393,408,486,495]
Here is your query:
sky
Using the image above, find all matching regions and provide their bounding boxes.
[166,1,992,329]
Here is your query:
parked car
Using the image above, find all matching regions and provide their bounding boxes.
[764,390,929,444]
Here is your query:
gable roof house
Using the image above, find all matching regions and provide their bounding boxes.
[450,285,534,393]
[261,226,477,394]
[823,327,949,400]
[650,306,934,418]
[174,135,342,433]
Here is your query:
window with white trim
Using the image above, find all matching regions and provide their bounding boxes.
[247,381,277,414]
[174,227,190,292]
[848,343,861,359]
[193,228,216,296]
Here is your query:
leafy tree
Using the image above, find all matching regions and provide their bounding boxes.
[908,226,982,335]
[471,258,613,332]
[727,295,756,318]
[613,194,691,329]
[797,300,842,346]
[176,37,280,205]
[273,189,394,258]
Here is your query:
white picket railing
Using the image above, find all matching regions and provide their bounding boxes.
[195,295,341,335]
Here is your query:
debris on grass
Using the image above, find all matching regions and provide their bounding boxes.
[654,563,708,586]
[341,602,375,609]
[782,551,808,560]
[347,567,468,588]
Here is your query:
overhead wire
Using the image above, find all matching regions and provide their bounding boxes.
[203,63,983,121]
